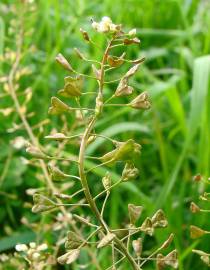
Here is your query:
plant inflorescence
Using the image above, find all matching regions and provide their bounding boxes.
[1,1,178,268]
[190,174,210,267]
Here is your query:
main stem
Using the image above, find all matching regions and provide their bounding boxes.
[78,38,139,270]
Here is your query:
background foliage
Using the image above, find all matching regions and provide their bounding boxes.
[0,0,210,269]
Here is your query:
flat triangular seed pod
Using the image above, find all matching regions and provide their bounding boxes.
[48,97,70,115]
[151,209,168,228]
[57,249,80,265]
[32,194,56,213]
[97,233,115,248]
[128,204,143,225]
[65,231,83,249]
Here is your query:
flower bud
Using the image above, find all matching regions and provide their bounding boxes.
[55,53,73,72]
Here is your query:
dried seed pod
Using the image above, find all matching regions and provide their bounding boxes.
[74,48,86,60]
[193,173,202,182]
[124,63,140,79]
[114,78,134,97]
[132,238,142,257]
[58,75,83,98]
[128,204,143,225]
[122,162,139,181]
[48,165,68,181]
[26,145,47,159]
[102,172,111,192]
[91,64,101,80]
[57,249,80,265]
[107,52,125,67]
[190,202,200,213]
[156,253,165,270]
[131,57,145,64]
[190,225,207,239]
[129,91,151,110]
[45,133,68,141]
[160,233,174,249]
[97,233,115,248]
[140,217,154,236]
[192,250,210,267]
[55,53,73,72]
[48,97,70,115]
[151,209,168,228]
[32,194,56,213]
[80,28,90,41]
[65,231,83,249]
[164,249,178,269]
[123,37,140,45]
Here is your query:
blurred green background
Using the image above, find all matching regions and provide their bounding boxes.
[0,0,210,269]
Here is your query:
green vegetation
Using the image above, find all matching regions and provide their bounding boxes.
[0,0,209,269]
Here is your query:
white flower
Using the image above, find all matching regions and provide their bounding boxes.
[128,28,136,36]
[101,16,112,24]
[37,243,48,251]
[91,21,98,30]
[29,242,36,249]
[32,252,41,260]
[15,244,28,252]
[11,136,26,149]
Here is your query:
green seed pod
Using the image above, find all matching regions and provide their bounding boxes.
[32,194,56,213]
[26,145,47,159]
[48,97,70,115]
[58,75,83,98]
[99,139,141,165]
[65,231,83,249]
[48,164,68,181]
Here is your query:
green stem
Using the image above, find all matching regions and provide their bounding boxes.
[78,37,139,270]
